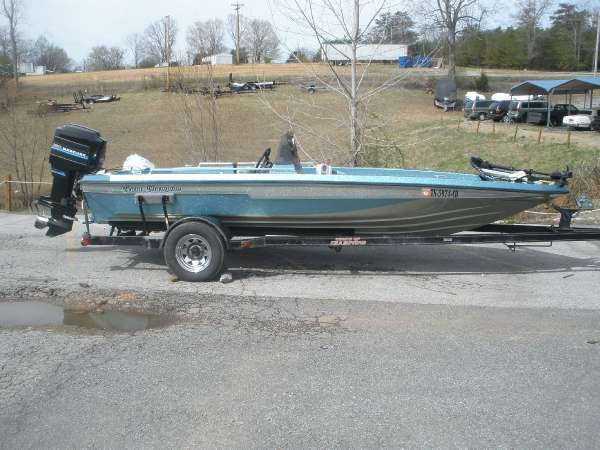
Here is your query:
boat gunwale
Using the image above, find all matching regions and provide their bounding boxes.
[80,174,568,195]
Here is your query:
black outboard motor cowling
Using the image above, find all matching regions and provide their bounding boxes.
[35,124,106,236]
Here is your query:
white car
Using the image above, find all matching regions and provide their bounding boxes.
[562,114,592,130]
[563,107,600,130]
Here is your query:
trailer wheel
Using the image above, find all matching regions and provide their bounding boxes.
[164,222,225,281]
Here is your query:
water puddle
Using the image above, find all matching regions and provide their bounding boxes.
[0,301,172,332]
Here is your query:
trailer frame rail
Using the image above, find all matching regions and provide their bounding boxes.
[81,224,600,251]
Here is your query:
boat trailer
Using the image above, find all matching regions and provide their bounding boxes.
[77,196,600,281]
[82,223,600,251]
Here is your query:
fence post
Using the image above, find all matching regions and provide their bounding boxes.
[492,121,496,135]
[4,175,11,212]
[537,127,543,144]
[567,129,571,148]
[476,121,481,135]
[513,123,519,142]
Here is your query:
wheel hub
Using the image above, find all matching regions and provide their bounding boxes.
[175,234,213,273]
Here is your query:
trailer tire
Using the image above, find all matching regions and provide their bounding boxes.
[163,222,225,281]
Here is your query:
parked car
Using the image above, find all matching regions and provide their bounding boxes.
[591,110,600,131]
[433,79,457,111]
[506,101,548,122]
[549,104,587,126]
[563,107,598,130]
[487,100,514,122]
[464,99,494,120]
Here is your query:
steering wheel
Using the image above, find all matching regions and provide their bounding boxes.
[255,148,272,169]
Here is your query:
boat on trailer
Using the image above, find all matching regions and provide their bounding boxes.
[35,124,599,281]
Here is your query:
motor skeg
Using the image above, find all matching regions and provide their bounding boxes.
[35,124,106,236]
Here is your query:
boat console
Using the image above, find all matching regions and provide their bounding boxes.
[35,124,106,236]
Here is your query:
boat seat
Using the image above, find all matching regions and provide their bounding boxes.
[274,132,303,173]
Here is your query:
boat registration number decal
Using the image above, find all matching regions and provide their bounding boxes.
[330,237,367,247]
[121,185,182,193]
[421,188,459,199]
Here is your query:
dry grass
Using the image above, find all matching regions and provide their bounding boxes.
[19,64,418,98]
[18,64,592,100]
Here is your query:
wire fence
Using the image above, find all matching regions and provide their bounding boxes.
[0,180,52,185]
[2,176,53,211]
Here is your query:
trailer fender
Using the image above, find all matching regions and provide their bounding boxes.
[162,217,230,249]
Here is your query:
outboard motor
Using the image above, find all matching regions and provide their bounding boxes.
[35,124,106,236]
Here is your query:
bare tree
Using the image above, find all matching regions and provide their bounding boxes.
[0,25,8,59]
[424,0,485,81]
[144,16,178,63]
[170,64,221,162]
[245,19,280,63]
[516,0,553,63]
[31,36,70,72]
[126,33,145,68]
[0,89,50,209]
[187,19,226,64]
[277,0,401,164]
[0,0,21,88]
[85,46,125,71]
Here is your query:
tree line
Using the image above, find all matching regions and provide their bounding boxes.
[456,3,598,71]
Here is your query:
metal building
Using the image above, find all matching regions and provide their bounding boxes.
[322,44,408,64]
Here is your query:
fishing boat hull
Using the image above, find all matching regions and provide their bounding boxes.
[81,170,566,236]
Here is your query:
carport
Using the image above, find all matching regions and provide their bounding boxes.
[510,78,600,127]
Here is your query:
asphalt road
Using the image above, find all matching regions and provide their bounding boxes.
[1,212,600,448]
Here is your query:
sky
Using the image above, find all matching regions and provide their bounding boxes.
[14,0,540,66]
[22,0,286,63]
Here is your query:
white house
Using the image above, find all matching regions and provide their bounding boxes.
[18,62,47,75]
[201,53,233,65]
[322,44,408,64]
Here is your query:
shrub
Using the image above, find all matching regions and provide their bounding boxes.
[472,72,489,92]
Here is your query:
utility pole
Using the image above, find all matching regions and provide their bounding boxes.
[165,15,171,91]
[232,3,244,64]
[594,10,600,77]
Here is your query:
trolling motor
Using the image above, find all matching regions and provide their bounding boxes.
[35,124,106,236]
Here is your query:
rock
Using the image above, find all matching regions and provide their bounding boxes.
[79,282,91,288]
[219,272,233,284]
[97,299,108,305]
